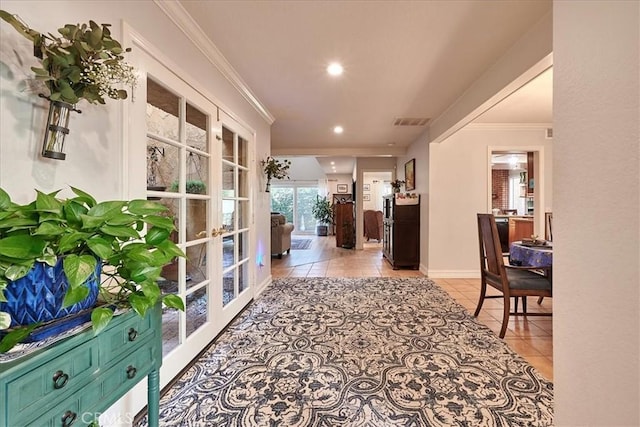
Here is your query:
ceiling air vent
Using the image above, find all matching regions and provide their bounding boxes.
[393,117,430,126]
[545,128,553,139]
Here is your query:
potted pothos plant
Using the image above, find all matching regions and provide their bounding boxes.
[261,156,291,192]
[0,186,185,352]
[311,195,333,236]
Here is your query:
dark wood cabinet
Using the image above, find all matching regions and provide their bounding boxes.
[334,202,355,248]
[382,195,420,269]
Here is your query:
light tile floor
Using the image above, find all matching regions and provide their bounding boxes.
[272,234,553,381]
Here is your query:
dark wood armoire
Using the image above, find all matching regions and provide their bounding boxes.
[382,194,420,269]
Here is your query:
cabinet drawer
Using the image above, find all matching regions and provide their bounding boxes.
[82,339,157,412]
[6,340,97,427]
[30,340,157,427]
[99,310,155,365]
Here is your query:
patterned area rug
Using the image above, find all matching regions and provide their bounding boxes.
[141,277,553,426]
[291,238,312,250]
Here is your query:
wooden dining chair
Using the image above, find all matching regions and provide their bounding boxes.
[475,214,553,338]
[545,212,553,241]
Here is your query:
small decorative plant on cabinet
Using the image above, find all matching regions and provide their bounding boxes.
[261,156,291,192]
[0,10,136,160]
[0,186,185,352]
[390,179,405,193]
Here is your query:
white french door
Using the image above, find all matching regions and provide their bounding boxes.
[131,48,255,389]
[218,110,254,326]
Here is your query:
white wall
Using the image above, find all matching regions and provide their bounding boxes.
[428,126,552,277]
[554,2,639,425]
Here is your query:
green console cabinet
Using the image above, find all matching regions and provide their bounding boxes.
[0,304,162,427]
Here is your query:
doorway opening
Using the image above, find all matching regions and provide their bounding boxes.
[489,147,546,239]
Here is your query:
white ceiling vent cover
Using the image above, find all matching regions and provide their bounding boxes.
[393,117,430,126]
[545,128,553,139]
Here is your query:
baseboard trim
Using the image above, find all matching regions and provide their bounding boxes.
[426,270,480,279]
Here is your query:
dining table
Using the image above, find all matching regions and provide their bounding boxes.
[509,240,553,269]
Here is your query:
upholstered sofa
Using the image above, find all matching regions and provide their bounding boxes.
[271,213,295,258]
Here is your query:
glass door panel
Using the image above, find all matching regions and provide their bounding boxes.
[218,115,252,318]
[297,186,318,234]
[146,76,214,359]
[270,187,294,222]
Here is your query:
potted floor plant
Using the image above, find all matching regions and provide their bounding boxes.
[311,195,333,236]
[0,186,185,352]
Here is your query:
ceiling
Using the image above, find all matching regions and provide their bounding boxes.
[177,1,553,175]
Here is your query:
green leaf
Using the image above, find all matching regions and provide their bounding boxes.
[87,201,126,219]
[57,231,91,253]
[129,293,151,317]
[0,235,46,258]
[35,189,62,214]
[0,312,10,329]
[0,217,38,230]
[86,236,113,259]
[62,284,89,308]
[140,280,161,303]
[79,214,106,229]
[143,215,175,230]
[100,225,140,240]
[0,324,38,353]
[126,247,155,263]
[162,294,185,311]
[90,306,114,335]
[70,187,96,207]
[4,263,33,281]
[63,254,97,287]
[105,213,136,226]
[128,200,168,215]
[64,201,88,225]
[32,221,65,236]
[156,240,186,259]
[129,265,162,283]
[144,227,169,246]
[0,188,10,210]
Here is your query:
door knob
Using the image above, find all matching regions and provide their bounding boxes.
[212,227,225,237]
[196,230,208,238]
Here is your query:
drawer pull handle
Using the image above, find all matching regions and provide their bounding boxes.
[128,328,138,341]
[61,410,77,427]
[126,365,137,379]
[53,370,69,389]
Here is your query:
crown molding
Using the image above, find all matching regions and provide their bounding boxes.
[153,0,275,124]
[465,123,553,130]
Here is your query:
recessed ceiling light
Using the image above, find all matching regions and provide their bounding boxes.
[330,161,335,165]
[333,126,343,134]
[327,62,343,76]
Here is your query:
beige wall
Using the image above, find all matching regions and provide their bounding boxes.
[428,126,552,277]
[554,1,639,424]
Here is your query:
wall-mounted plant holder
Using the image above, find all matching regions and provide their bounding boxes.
[40,94,81,160]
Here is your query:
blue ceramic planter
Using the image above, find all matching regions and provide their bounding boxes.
[0,258,101,327]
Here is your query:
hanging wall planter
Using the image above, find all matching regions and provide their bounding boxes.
[0,11,136,160]
[261,156,291,192]
[40,94,81,160]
